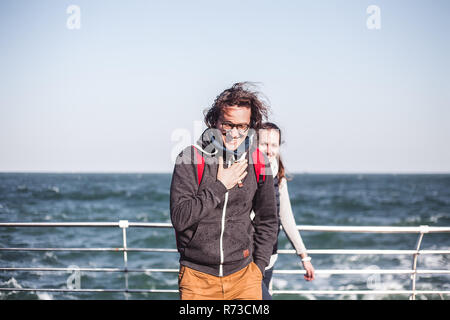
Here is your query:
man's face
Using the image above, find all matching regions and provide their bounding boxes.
[216,105,251,151]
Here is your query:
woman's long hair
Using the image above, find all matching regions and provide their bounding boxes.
[260,122,290,182]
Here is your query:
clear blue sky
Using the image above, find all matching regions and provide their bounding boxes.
[1,0,449,173]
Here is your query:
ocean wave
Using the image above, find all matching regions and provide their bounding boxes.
[27,188,170,202]
[1,277,22,289]
[36,292,53,300]
[16,185,29,192]
[393,212,450,226]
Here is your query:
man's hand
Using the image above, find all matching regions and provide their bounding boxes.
[217,157,248,190]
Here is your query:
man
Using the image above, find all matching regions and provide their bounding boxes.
[170,82,279,300]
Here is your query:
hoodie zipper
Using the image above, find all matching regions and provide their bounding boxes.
[219,159,232,277]
[218,153,249,277]
[219,191,228,277]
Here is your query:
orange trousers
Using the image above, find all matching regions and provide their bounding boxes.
[178,262,263,300]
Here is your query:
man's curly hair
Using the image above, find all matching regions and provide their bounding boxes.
[204,82,270,129]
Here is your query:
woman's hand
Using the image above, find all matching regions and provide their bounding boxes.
[301,259,315,281]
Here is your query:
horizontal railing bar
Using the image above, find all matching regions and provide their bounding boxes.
[296,225,450,233]
[274,269,450,275]
[1,222,450,234]
[1,287,449,296]
[0,222,121,228]
[0,267,126,272]
[0,287,179,293]
[277,249,450,255]
[0,267,179,273]
[128,222,173,228]
[0,222,174,228]
[2,267,449,275]
[0,247,178,253]
[2,247,449,255]
[272,290,450,295]
[416,250,450,255]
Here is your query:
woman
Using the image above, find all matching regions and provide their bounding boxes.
[257,122,315,300]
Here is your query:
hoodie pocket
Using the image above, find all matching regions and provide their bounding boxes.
[223,220,253,264]
[184,221,221,266]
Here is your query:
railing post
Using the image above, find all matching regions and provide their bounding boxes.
[410,225,429,300]
[119,220,129,300]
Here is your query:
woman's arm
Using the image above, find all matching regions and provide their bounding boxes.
[278,178,307,255]
[279,177,315,281]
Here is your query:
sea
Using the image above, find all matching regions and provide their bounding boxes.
[0,173,449,300]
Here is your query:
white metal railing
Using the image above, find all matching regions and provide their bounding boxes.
[1,221,449,299]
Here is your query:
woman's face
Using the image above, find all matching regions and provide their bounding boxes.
[258,129,280,160]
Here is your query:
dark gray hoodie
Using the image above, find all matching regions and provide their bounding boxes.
[170,129,279,277]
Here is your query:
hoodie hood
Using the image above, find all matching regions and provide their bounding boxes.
[195,128,256,164]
